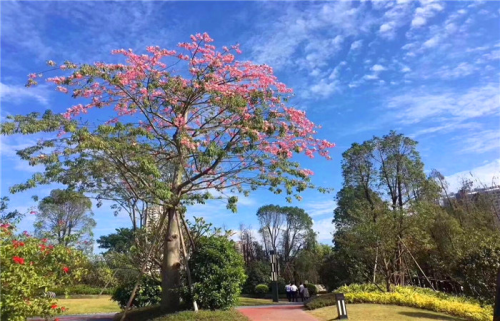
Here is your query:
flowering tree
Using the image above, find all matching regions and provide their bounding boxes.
[1,33,334,311]
[0,223,87,321]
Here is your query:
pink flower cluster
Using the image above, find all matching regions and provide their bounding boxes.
[33,32,335,191]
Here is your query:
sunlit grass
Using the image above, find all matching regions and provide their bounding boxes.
[57,295,120,315]
[309,304,466,321]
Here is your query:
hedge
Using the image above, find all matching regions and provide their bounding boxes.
[304,284,493,321]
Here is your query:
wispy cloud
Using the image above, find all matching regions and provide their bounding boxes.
[313,217,334,243]
[445,159,500,192]
[386,83,499,125]
[0,83,51,106]
[303,199,336,217]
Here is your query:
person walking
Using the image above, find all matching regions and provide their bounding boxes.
[285,283,292,302]
[291,283,298,302]
[299,283,305,302]
[302,285,310,302]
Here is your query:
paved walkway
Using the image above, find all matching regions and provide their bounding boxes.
[29,314,115,321]
[237,305,319,321]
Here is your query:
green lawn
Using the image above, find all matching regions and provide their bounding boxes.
[56,295,274,315]
[153,310,249,321]
[57,295,120,315]
[309,304,466,321]
[113,306,249,321]
[237,296,278,306]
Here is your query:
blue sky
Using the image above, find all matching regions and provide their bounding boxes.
[1,1,499,247]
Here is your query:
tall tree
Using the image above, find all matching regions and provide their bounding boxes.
[257,204,314,280]
[334,131,438,290]
[35,189,95,249]
[2,33,334,311]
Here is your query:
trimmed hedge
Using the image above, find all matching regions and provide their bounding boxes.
[254,284,269,298]
[52,284,113,296]
[305,284,317,297]
[304,284,493,321]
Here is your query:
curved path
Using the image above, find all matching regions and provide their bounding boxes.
[29,304,319,321]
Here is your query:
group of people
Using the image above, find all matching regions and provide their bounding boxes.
[285,282,310,302]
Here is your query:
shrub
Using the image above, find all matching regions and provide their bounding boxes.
[112,275,162,309]
[305,283,317,296]
[0,224,87,321]
[254,284,269,298]
[267,278,286,295]
[241,261,270,295]
[304,284,493,321]
[185,236,246,310]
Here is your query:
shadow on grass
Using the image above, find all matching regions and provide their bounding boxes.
[398,311,464,320]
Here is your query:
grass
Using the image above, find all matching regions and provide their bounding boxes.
[56,295,277,316]
[57,295,120,315]
[153,310,249,321]
[113,306,249,321]
[309,304,466,321]
[237,296,278,306]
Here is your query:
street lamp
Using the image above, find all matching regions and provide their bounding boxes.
[270,250,279,303]
[335,293,348,319]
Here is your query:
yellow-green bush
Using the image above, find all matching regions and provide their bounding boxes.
[305,284,493,321]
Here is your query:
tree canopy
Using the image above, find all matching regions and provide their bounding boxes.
[1,33,334,311]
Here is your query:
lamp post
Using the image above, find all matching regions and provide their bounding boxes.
[335,293,348,319]
[270,250,279,303]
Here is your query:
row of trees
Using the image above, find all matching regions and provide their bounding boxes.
[323,131,500,303]
[238,204,332,295]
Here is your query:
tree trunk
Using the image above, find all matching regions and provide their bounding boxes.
[161,207,181,312]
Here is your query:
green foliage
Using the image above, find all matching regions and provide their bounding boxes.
[111,275,162,309]
[0,196,22,225]
[0,224,87,321]
[186,236,246,310]
[306,283,317,296]
[35,189,95,252]
[305,284,493,321]
[332,131,500,303]
[458,241,500,303]
[80,256,117,289]
[97,228,135,254]
[254,284,269,298]
[242,261,270,295]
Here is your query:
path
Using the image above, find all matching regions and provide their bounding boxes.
[29,313,115,321]
[237,305,319,321]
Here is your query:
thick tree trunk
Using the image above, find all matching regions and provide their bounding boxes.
[161,207,181,312]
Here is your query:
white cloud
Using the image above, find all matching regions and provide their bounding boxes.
[457,129,500,154]
[379,23,393,33]
[411,16,427,28]
[249,2,376,70]
[445,159,500,192]
[310,79,340,98]
[363,74,379,80]
[386,83,500,125]
[371,64,387,72]
[350,40,363,51]
[411,1,444,28]
[401,66,411,72]
[303,199,337,217]
[423,35,441,48]
[0,82,51,106]
[313,217,334,243]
